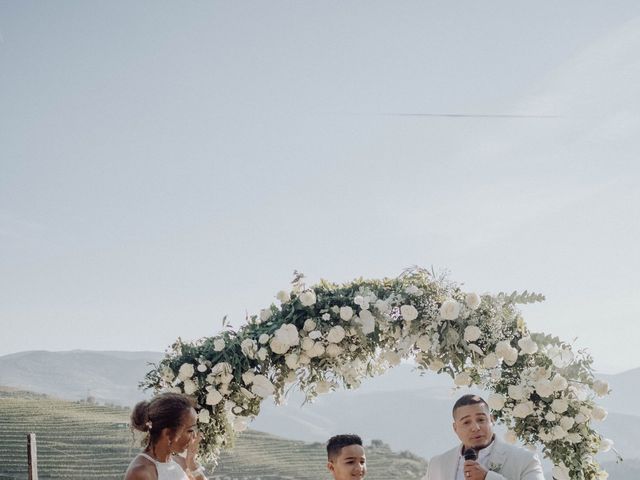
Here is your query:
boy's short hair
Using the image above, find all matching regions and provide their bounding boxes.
[326,434,363,460]
[452,394,489,418]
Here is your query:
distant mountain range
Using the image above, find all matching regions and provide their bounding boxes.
[1,350,636,463]
[0,350,163,406]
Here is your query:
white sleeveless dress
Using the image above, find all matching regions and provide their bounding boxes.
[138,453,190,480]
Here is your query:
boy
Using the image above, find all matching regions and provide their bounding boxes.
[326,434,367,479]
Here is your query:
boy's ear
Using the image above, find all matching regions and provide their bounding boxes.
[327,460,335,474]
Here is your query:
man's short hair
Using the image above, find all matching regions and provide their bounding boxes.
[327,434,363,460]
[452,394,489,418]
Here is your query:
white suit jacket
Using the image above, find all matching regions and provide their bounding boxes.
[423,438,545,480]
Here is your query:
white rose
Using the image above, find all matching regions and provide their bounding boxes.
[358,310,376,335]
[597,471,609,480]
[327,325,346,344]
[309,342,325,358]
[400,305,419,322]
[538,430,553,442]
[463,325,482,342]
[325,343,342,358]
[454,372,472,387]
[534,379,554,398]
[517,336,538,355]
[551,398,569,414]
[183,379,198,395]
[591,405,608,421]
[552,425,567,440]
[552,464,570,480]
[574,412,588,424]
[259,309,272,322]
[322,313,330,321]
[508,385,527,401]
[251,375,275,398]
[483,353,500,369]
[258,333,270,344]
[504,430,518,444]
[218,373,233,385]
[303,319,317,331]
[429,359,445,371]
[439,299,461,320]
[512,401,534,418]
[495,340,510,357]
[339,306,354,321]
[178,363,195,380]
[383,350,401,366]
[301,337,315,351]
[197,409,210,424]
[315,380,332,394]
[551,374,568,391]
[299,290,317,307]
[269,337,290,355]
[240,339,257,358]
[503,347,518,366]
[544,412,556,422]
[298,353,311,364]
[599,438,614,453]
[257,348,267,361]
[374,299,391,314]
[285,353,300,369]
[495,341,518,365]
[241,371,255,385]
[465,292,481,310]
[567,433,582,444]
[213,338,226,351]
[275,323,300,346]
[560,416,575,430]
[487,393,506,411]
[592,379,610,397]
[415,335,432,352]
[276,290,290,303]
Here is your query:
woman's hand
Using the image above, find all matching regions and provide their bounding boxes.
[185,432,203,471]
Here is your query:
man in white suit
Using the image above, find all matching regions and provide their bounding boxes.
[424,394,545,480]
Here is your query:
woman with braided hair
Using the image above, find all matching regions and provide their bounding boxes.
[125,392,207,480]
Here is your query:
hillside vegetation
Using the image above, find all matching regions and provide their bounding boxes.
[0,389,426,479]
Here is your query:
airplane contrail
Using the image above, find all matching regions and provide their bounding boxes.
[379,112,560,119]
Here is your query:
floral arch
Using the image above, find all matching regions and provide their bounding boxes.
[142,269,614,480]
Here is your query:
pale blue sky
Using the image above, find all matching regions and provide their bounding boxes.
[1,1,639,372]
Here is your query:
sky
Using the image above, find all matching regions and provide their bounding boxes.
[1,1,639,373]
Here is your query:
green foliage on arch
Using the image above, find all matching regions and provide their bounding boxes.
[142,269,614,479]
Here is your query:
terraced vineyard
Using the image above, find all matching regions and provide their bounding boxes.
[0,389,427,479]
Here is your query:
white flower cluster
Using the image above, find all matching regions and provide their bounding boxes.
[144,271,612,478]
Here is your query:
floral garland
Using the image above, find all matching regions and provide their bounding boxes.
[141,269,616,479]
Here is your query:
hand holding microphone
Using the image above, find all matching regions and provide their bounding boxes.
[463,448,488,480]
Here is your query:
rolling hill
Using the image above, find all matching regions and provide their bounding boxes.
[0,388,427,480]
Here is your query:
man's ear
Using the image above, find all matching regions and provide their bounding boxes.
[452,420,458,435]
[327,460,335,473]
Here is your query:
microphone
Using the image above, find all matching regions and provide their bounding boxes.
[463,448,478,462]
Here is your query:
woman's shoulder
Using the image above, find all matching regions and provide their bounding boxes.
[124,455,157,480]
